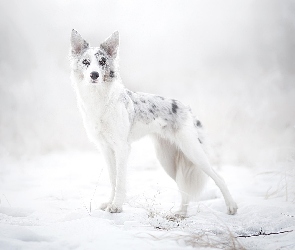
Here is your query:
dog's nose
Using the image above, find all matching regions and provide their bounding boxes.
[90,71,99,80]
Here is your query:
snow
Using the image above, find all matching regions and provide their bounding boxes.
[0,138,295,250]
[1,1,294,249]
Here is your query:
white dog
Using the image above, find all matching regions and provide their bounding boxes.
[70,30,238,216]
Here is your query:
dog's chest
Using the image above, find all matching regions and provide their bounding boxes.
[77,89,118,141]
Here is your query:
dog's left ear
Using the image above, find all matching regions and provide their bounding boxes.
[100,31,119,58]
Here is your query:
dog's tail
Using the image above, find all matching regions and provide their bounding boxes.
[193,117,209,155]
[175,143,207,202]
[153,119,208,207]
[175,118,208,214]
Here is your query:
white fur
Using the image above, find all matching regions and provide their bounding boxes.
[70,30,238,215]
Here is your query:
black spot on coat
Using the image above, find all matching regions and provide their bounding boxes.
[171,100,178,114]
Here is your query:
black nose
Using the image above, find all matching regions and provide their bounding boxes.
[90,71,99,80]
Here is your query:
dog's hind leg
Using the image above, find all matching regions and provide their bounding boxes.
[175,125,238,215]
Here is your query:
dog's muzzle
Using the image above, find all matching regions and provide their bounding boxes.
[90,71,99,82]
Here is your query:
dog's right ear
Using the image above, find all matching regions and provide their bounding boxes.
[71,29,89,55]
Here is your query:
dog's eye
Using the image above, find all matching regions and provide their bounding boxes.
[82,59,90,66]
[99,57,106,66]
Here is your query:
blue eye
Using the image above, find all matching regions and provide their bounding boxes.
[82,59,90,66]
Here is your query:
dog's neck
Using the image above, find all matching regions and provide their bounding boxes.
[73,75,124,114]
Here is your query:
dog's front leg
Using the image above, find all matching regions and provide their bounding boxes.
[100,146,117,211]
[106,144,130,213]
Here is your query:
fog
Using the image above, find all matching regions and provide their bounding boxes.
[0,0,294,167]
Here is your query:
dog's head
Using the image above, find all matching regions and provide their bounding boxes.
[70,30,119,85]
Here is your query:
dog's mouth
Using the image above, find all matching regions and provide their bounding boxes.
[91,79,98,84]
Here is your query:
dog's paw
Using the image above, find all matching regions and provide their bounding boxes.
[227,202,238,215]
[100,202,112,211]
[166,213,186,222]
[173,209,187,219]
[106,204,123,213]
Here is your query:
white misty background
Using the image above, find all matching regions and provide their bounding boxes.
[0,0,294,169]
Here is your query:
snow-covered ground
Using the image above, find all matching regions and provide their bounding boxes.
[0,138,294,250]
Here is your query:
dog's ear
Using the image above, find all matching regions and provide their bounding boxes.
[71,29,89,55]
[100,31,119,58]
